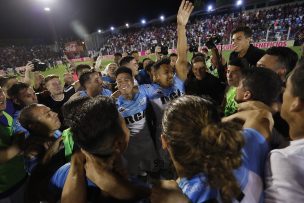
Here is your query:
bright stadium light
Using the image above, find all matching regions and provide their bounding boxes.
[126,23,129,28]
[236,0,243,6]
[160,15,165,22]
[44,7,51,12]
[98,29,102,33]
[207,5,213,12]
[141,19,146,25]
[110,26,115,31]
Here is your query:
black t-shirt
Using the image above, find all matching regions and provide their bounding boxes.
[229,44,265,67]
[185,72,226,105]
[37,88,75,129]
[37,88,75,114]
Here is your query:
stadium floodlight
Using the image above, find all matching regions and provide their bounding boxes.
[207,5,213,12]
[126,23,129,28]
[141,19,146,25]
[110,26,115,31]
[236,0,243,6]
[98,29,102,33]
[44,7,51,12]
[160,15,165,22]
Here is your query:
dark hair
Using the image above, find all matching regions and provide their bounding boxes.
[114,53,123,57]
[228,58,249,74]
[169,53,178,58]
[44,75,59,84]
[152,57,171,72]
[192,56,206,64]
[62,96,91,127]
[7,82,30,101]
[70,96,125,158]
[162,96,244,203]
[290,59,304,100]
[19,104,55,138]
[130,50,139,55]
[115,66,133,78]
[145,61,155,72]
[75,64,91,77]
[241,67,282,106]
[192,53,205,62]
[79,70,96,87]
[232,26,252,38]
[265,47,299,75]
[119,56,135,67]
[142,58,151,63]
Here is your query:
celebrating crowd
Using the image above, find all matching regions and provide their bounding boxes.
[1,0,304,203]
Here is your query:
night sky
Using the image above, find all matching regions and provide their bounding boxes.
[0,0,214,41]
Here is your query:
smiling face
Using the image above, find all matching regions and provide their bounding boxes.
[116,73,134,96]
[192,61,207,80]
[154,64,174,88]
[107,64,118,77]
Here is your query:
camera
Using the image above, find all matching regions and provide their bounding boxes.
[32,59,47,72]
[205,35,223,49]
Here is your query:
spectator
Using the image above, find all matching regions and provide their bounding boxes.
[229,26,265,67]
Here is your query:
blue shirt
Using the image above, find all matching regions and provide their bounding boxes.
[78,88,112,97]
[117,90,149,136]
[12,110,29,137]
[139,75,185,129]
[178,128,269,203]
[136,69,152,85]
[102,75,116,84]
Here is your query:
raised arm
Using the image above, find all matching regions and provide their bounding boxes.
[176,0,194,81]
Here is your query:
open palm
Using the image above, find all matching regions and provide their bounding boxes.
[177,0,194,26]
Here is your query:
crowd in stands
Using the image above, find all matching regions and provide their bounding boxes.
[101,2,304,54]
[0,45,61,70]
[1,1,304,203]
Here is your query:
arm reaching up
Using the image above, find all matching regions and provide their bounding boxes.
[176,0,194,81]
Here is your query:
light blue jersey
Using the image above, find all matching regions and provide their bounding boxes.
[78,88,112,97]
[138,75,185,168]
[117,91,148,136]
[139,75,185,126]
[178,128,269,203]
[116,89,157,174]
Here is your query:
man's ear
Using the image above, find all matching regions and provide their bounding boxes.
[243,90,252,101]
[290,97,304,112]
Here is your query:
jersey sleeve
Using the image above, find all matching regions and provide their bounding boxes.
[242,128,270,176]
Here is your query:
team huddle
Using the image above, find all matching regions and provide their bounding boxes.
[1,1,304,203]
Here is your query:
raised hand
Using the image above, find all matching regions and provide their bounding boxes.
[177,0,194,26]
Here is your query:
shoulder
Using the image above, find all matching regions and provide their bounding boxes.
[179,174,219,203]
[51,163,70,189]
